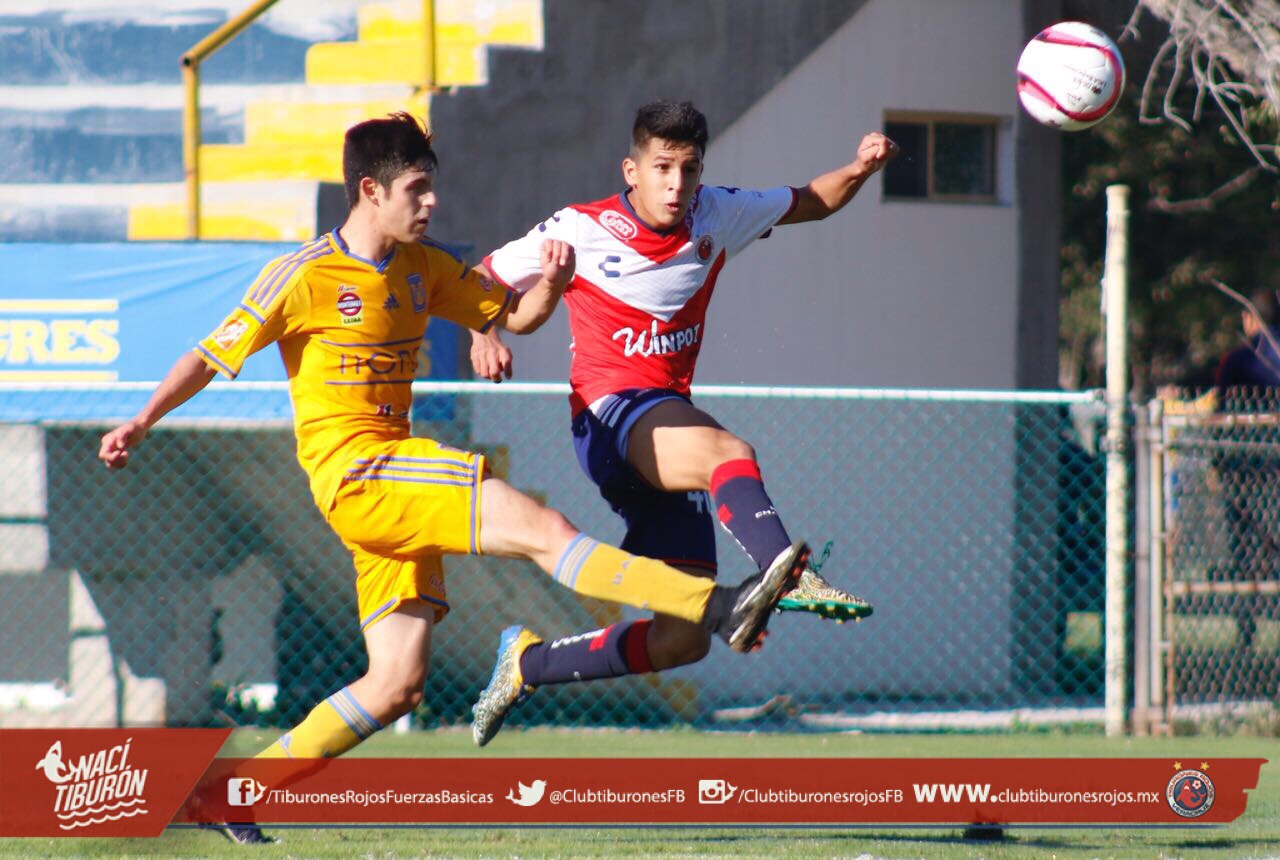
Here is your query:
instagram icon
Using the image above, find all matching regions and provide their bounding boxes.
[698,779,738,804]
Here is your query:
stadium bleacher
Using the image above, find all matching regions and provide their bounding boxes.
[0,1,544,242]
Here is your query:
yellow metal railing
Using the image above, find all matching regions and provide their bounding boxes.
[182,0,278,240]
[180,1,439,240]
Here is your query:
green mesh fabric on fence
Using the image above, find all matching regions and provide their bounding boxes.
[1158,391,1280,718]
[0,383,1106,730]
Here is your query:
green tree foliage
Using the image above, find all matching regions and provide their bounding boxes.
[1059,88,1280,393]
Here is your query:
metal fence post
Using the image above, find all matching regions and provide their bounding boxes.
[1103,184,1131,736]
[1147,397,1168,732]
[1133,399,1150,734]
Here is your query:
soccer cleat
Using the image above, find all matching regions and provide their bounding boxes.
[471,625,542,747]
[199,821,275,845]
[776,566,874,623]
[725,541,809,653]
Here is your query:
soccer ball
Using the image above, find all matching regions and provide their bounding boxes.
[1016,21,1125,131]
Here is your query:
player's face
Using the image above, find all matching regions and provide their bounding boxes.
[377,168,437,242]
[623,139,703,230]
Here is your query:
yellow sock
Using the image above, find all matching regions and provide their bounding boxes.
[553,535,715,623]
[256,686,381,759]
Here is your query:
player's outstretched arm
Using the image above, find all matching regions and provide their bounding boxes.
[498,239,575,334]
[98,351,217,469]
[470,328,513,383]
[779,131,898,225]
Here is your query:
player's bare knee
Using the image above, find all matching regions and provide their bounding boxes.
[672,630,712,665]
[383,684,424,719]
[535,506,579,556]
[714,431,756,465]
[651,621,712,668]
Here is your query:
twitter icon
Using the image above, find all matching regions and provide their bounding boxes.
[506,779,547,807]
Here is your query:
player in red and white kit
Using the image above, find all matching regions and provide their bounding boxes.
[468,101,896,745]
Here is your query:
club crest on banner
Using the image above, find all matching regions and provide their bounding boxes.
[1167,768,1215,819]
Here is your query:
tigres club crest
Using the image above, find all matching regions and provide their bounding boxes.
[1166,769,1215,818]
[407,273,427,313]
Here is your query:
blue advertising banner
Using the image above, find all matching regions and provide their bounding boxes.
[0,243,461,421]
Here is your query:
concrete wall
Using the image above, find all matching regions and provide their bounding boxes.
[429,0,1060,391]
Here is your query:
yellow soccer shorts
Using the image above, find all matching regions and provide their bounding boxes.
[324,437,486,631]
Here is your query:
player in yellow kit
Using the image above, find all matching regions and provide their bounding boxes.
[97,114,808,844]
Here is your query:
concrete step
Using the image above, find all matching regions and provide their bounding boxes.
[126,180,344,242]
[0,181,338,242]
[0,83,416,114]
[360,0,543,48]
[244,96,426,147]
[199,142,342,183]
[305,39,422,87]
[0,14,311,85]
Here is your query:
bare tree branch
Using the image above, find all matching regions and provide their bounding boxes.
[1132,0,1280,171]
[1148,164,1265,210]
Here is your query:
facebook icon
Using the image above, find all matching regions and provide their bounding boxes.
[227,777,268,806]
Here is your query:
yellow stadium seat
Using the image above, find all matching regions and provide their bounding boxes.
[358,3,428,42]
[128,201,316,242]
[307,35,485,87]
[140,1,545,239]
[200,144,343,183]
[306,40,431,87]
[245,99,426,147]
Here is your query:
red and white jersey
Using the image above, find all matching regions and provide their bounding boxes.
[484,184,796,413]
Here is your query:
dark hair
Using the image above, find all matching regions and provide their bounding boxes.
[342,112,437,209]
[631,100,709,157]
[1249,288,1280,326]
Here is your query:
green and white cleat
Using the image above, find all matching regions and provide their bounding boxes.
[471,625,542,747]
[776,566,874,623]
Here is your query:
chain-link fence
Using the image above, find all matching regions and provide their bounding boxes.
[0,383,1106,731]
[1152,390,1280,729]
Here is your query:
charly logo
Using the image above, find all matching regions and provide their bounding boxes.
[35,739,149,830]
[599,210,638,241]
[1167,767,1215,819]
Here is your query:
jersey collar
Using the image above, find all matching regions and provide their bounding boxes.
[331,228,396,273]
[619,189,690,239]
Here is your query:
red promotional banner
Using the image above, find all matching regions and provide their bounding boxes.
[0,729,231,837]
[177,757,1267,827]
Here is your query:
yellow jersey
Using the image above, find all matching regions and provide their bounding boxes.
[196,230,514,511]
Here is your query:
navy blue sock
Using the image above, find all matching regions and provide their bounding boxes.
[519,621,654,685]
[710,459,791,570]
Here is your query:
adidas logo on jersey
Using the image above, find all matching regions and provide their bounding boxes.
[383,293,400,310]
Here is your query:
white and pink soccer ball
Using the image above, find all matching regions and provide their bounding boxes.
[1017,21,1125,131]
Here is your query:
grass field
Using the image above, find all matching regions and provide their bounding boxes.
[3,727,1274,859]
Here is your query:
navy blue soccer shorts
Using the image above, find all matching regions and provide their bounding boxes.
[571,388,718,574]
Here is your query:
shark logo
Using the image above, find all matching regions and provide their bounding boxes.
[506,779,546,807]
[35,737,150,830]
[35,741,72,784]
